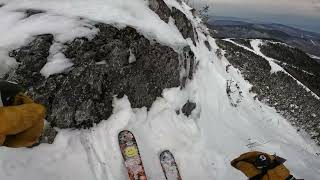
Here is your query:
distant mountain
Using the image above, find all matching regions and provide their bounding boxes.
[208,19,320,56]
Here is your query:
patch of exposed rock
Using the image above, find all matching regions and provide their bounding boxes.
[182,101,196,117]
[171,7,195,43]
[149,0,196,44]
[149,0,171,23]
[7,24,193,129]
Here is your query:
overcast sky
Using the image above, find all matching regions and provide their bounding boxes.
[192,0,320,32]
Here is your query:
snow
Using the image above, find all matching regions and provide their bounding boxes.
[0,50,17,77]
[309,54,320,60]
[0,0,320,180]
[128,49,136,64]
[250,39,285,73]
[40,43,73,78]
[0,9,98,77]
[0,0,187,48]
[310,39,319,47]
[224,38,285,74]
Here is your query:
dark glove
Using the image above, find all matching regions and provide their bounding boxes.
[0,80,24,106]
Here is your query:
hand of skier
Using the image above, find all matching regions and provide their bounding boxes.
[0,93,46,148]
[231,151,296,180]
[13,93,34,105]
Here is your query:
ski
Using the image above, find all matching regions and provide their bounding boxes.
[118,130,147,180]
[160,150,182,180]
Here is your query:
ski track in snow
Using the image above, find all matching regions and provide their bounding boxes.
[0,1,320,180]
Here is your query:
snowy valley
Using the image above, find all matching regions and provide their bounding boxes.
[0,0,320,180]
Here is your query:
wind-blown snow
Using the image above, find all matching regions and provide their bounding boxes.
[0,1,320,180]
[309,54,320,60]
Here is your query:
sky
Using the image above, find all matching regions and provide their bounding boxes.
[192,0,320,33]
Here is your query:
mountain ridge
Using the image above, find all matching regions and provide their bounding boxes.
[209,18,320,57]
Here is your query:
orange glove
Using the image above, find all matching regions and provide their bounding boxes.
[0,94,46,148]
[13,93,34,105]
[231,151,294,180]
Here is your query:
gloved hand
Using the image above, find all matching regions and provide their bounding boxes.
[231,151,294,180]
[0,94,46,148]
[13,93,34,105]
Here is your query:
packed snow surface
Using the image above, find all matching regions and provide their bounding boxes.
[0,0,320,180]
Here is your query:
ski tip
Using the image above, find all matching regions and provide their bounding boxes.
[118,130,132,136]
[160,150,174,159]
[160,150,172,154]
[118,130,136,143]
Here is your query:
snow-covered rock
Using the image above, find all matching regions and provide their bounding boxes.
[0,0,320,180]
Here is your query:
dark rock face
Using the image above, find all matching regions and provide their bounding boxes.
[7,23,195,129]
[226,80,243,107]
[149,0,171,23]
[8,34,53,87]
[180,46,195,87]
[171,7,195,43]
[259,42,320,96]
[216,39,320,144]
[148,0,196,44]
[39,125,58,144]
[204,40,212,51]
[182,101,196,117]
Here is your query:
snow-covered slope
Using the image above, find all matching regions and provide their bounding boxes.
[0,0,319,180]
[227,38,320,100]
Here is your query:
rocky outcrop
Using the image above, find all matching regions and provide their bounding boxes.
[216,39,320,144]
[0,0,198,146]
[181,101,196,117]
[149,0,171,23]
[3,0,198,144]
[8,34,53,88]
[7,24,191,129]
[149,0,196,44]
[171,7,195,43]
